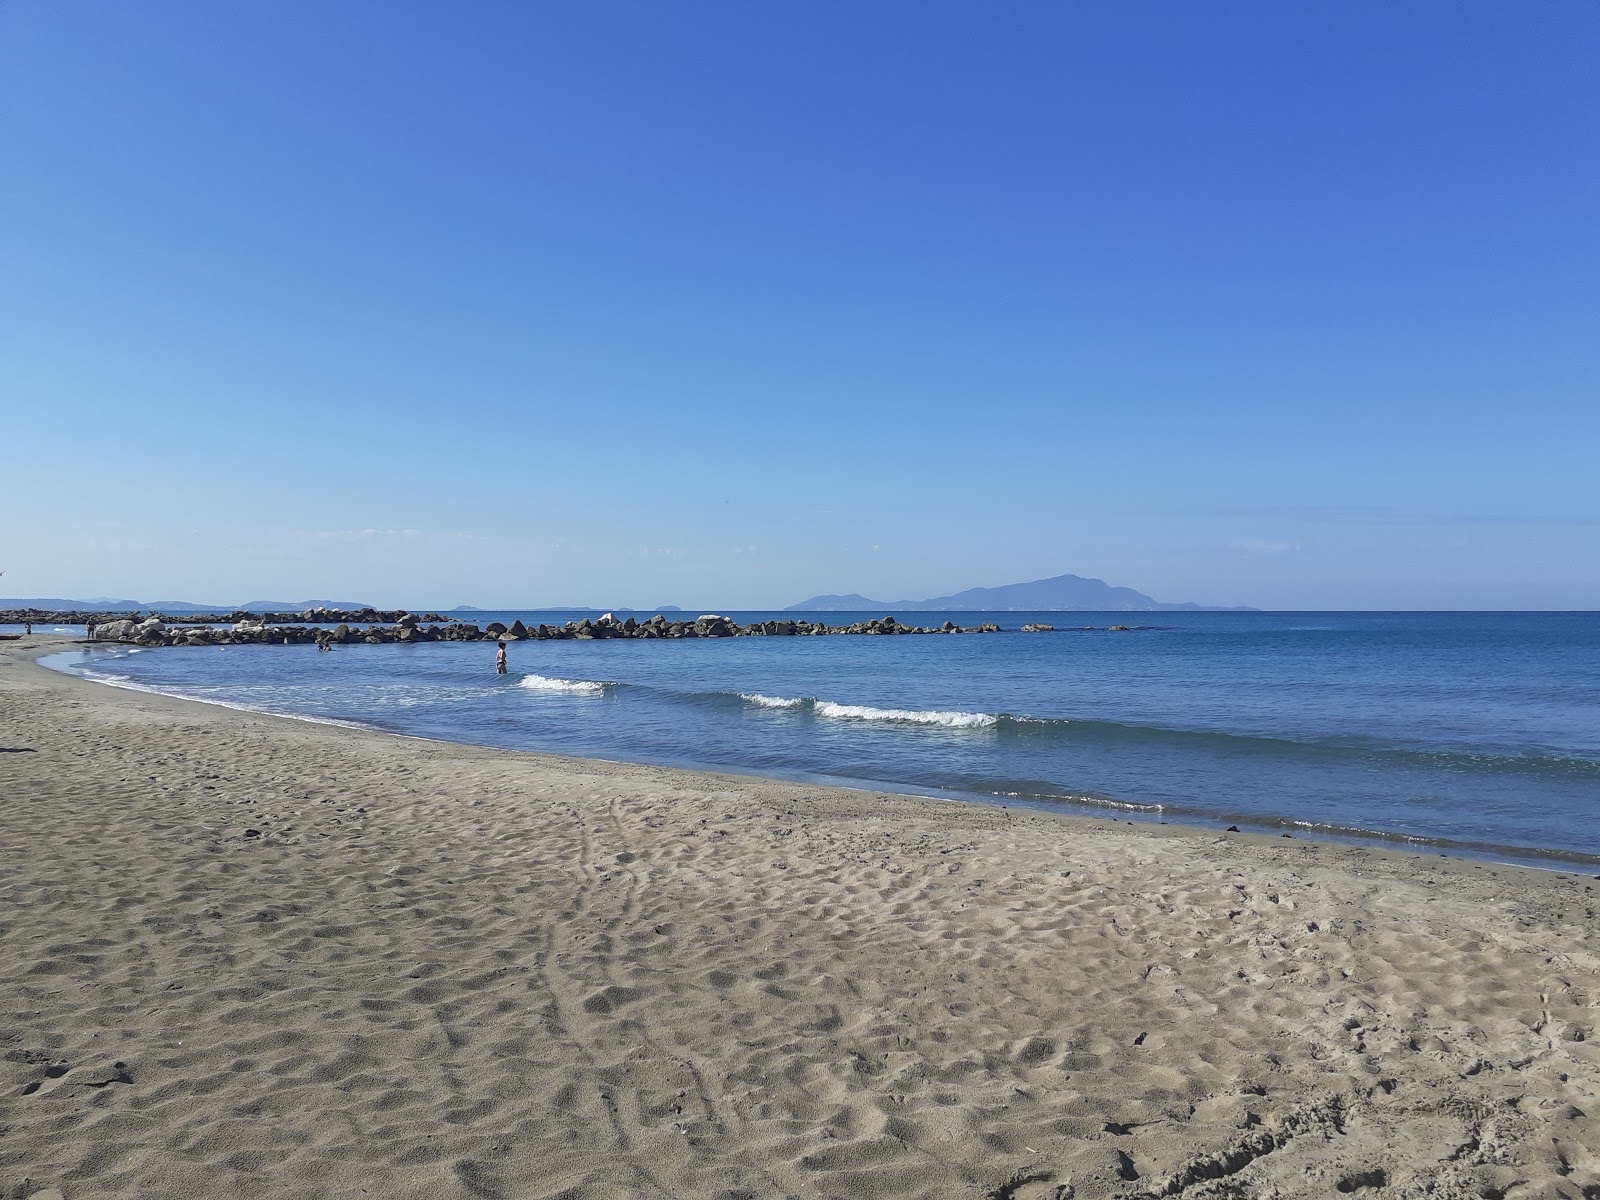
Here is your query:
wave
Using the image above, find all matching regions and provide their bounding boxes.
[989,787,1167,814]
[735,691,998,728]
[813,700,999,728]
[738,692,805,709]
[516,673,607,695]
[722,689,1598,776]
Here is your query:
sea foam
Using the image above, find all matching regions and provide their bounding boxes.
[516,673,606,695]
[738,692,805,708]
[812,700,998,729]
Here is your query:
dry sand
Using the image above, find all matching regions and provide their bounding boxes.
[1,636,1596,1199]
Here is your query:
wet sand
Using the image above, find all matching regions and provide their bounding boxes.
[1,635,1596,1198]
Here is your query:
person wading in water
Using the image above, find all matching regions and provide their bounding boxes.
[495,641,508,675]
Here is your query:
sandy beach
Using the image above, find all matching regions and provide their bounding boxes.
[1,636,1595,1199]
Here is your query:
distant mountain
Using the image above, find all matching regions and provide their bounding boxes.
[2,597,151,611]
[1,597,372,613]
[786,573,1254,612]
[788,594,881,610]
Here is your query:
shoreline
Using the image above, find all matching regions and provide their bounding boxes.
[38,640,1600,875]
[3,634,1596,1198]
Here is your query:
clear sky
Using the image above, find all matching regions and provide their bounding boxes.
[3,2,1596,610]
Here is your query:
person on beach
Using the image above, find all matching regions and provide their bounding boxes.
[495,641,508,675]
[24,622,31,635]
[86,620,96,641]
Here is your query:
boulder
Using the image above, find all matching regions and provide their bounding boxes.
[1021,624,1054,632]
[91,619,139,642]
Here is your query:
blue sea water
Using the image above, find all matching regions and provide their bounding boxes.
[37,610,1600,869]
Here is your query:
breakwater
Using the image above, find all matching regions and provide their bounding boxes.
[79,611,1005,647]
[1,607,447,626]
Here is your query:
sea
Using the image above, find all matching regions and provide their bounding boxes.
[30,609,1600,871]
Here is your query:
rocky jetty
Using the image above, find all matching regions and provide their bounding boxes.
[1,607,155,627]
[1,606,448,627]
[80,612,1006,648]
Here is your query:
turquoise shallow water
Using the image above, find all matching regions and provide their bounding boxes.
[39,610,1600,869]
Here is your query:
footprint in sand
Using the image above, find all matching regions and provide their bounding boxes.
[21,1061,132,1097]
[581,984,642,1014]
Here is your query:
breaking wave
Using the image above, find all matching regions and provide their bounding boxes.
[738,692,805,708]
[813,701,999,728]
[736,691,998,728]
[516,673,607,694]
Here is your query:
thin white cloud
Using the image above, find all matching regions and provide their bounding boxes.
[308,528,423,543]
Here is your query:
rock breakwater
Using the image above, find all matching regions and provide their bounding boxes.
[0,606,447,627]
[77,612,1006,647]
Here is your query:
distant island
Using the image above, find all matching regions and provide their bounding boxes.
[786,573,1254,612]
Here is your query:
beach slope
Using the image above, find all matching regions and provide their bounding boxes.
[1,638,1595,1198]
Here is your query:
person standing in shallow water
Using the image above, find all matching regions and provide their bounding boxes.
[495,641,508,675]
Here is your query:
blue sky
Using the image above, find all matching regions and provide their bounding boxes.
[3,2,1596,610]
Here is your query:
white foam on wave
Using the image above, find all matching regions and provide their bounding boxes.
[739,692,805,709]
[517,673,606,695]
[63,670,377,732]
[813,700,998,729]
